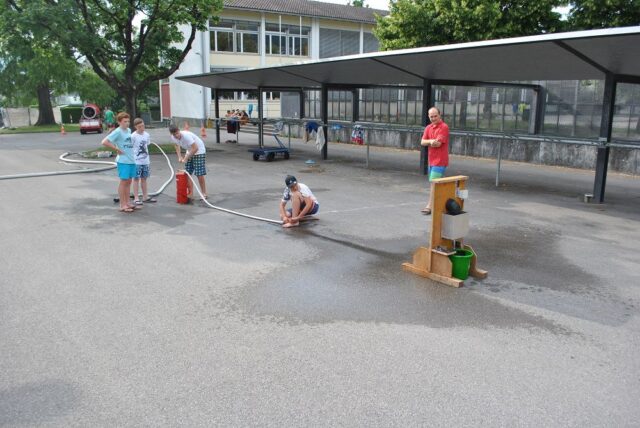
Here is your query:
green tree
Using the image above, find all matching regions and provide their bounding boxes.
[374,0,564,122]
[75,68,119,108]
[6,0,223,121]
[567,0,640,30]
[0,7,79,124]
[374,0,564,50]
[348,0,366,6]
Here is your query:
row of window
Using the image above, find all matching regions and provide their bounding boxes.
[299,83,640,140]
[206,82,639,141]
[210,19,378,57]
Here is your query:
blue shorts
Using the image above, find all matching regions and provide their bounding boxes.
[428,166,446,182]
[186,154,207,176]
[135,164,150,179]
[117,162,137,180]
[287,202,319,216]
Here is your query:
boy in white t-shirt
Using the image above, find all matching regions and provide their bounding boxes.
[132,118,156,205]
[169,125,208,199]
[279,175,319,228]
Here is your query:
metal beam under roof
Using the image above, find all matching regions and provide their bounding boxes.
[179,26,640,90]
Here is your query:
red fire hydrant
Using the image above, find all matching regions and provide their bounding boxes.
[176,171,189,204]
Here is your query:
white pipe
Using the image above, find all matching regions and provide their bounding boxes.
[0,153,116,180]
[1,144,284,225]
[182,170,283,225]
[148,142,174,196]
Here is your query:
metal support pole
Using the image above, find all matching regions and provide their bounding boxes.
[366,136,370,169]
[299,90,305,139]
[532,86,544,135]
[321,84,328,160]
[420,80,432,175]
[496,138,503,187]
[593,73,616,203]
[214,90,220,144]
[352,88,359,122]
[258,87,264,148]
[352,88,367,167]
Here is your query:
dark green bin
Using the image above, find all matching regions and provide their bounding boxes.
[449,249,474,280]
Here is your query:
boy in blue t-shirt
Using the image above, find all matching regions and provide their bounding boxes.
[101,112,137,213]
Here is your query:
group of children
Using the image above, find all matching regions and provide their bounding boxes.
[101,112,155,213]
[101,111,318,226]
[101,113,209,213]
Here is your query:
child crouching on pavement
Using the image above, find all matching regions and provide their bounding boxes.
[279,175,319,228]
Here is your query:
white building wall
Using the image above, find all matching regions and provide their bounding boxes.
[169,24,210,122]
[311,18,320,60]
[169,11,379,122]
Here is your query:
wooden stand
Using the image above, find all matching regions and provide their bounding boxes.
[403,175,488,287]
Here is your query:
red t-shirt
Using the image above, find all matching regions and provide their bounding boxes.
[422,121,450,167]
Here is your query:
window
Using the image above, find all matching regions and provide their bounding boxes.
[210,20,259,54]
[431,85,535,132]
[612,83,640,141]
[265,23,310,56]
[216,31,233,52]
[239,32,258,53]
[363,32,379,53]
[265,33,285,55]
[305,90,321,119]
[328,90,353,121]
[320,29,361,58]
[541,80,602,138]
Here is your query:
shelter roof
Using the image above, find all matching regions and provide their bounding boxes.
[179,26,640,90]
[223,0,387,24]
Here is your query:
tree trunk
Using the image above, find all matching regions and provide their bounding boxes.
[123,91,139,130]
[35,84,56,125]
[125,93,138,124]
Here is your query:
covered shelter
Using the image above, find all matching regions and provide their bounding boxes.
[179,26,640,203]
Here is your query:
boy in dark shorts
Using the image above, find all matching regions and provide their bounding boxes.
[279,175,319,228]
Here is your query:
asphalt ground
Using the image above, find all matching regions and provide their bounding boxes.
[1,127,639,427]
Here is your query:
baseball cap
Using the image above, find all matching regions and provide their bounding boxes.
[285,175,297,188]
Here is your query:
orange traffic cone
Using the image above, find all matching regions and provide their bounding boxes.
[60,124,66,136]
[200,124,207,138]
[183,121,190,131]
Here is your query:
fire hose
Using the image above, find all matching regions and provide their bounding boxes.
[0,142,283,225]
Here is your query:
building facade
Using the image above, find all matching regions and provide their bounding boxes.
[163,0,386,123]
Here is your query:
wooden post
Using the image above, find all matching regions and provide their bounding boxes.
[402,175,488,287]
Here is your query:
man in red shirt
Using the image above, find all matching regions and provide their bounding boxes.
[420,107,449,215]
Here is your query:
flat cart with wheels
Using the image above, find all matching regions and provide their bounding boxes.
[248,122,290,162]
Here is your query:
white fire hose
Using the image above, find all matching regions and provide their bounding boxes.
[0,142,283,225]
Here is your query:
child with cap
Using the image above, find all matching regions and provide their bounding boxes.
[279,175,319,228]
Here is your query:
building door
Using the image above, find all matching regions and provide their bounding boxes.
[160,81,171,119]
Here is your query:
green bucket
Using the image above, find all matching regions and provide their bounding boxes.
[449,249,474,280]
